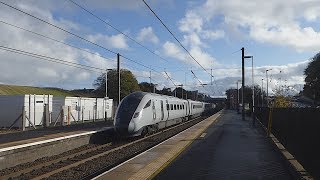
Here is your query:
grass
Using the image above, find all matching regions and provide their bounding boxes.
[0,84,75,96]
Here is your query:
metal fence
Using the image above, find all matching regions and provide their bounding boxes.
[255,107,320,179]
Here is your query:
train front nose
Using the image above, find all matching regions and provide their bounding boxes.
[114,119,135,135]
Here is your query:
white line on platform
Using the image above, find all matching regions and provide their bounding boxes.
[0,127,112,153]
[200,133,207,138]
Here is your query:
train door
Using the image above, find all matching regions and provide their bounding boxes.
[160,100,164,120]
[166,100,169,120]
[185,102,187,116]
[152,100,156,120]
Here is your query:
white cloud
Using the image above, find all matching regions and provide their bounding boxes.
[196,0,320,51]
[0,1,116,89]
[87,33,128,50]
[137,27,159,44]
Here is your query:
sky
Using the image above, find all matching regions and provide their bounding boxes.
[0,0,319,97]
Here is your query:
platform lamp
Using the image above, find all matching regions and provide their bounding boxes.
[266,68,272,106]
[236,80,241,113]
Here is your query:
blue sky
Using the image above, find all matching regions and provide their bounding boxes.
[0,0,319,96]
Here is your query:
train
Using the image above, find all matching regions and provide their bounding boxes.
[114,92,216,136]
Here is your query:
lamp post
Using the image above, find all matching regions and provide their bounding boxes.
[244,55,254,122]
[279,70,282,95]
[261,78,264,107]
[266,69,272,106]
[236,80,241,113]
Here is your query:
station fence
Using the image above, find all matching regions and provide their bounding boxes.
[255,107,320,179]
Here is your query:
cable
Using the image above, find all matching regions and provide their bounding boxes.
[190,70,204,87]
[0,45,106,72]
[67,0,171,64]
[0,20,115,62]
[142,0,209,74]
[0,1,117,55]
[142,0,219,95]
[0,1,184,86]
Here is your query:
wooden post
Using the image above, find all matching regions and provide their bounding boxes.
[67,106,71,125]
[43,104,50,128]
[22,106,26,131]
[61,106,65,126]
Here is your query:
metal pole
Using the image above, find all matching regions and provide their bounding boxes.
[241,47,245,120]
[117,53,120,104]
[181,85,183,99]
[211,68,213,85]
[237,81,239,112]
[261,78,264,107]
[105,70,108,98]
[266,70,269,106]
[149,71,152,92]
[252,57,254,118]
[185,72,187,99]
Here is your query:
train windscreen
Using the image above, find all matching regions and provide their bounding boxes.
[115,92,146,126]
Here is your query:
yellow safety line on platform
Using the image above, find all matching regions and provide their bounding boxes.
[145,111,222,179]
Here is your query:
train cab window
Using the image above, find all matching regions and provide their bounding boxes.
[143,100,151,109]
[171,104,173,110]
[167,104,169,110]
[180,105,182,109]
[174,104,176,110]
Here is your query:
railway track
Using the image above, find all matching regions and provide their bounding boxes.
[0,113,216,180]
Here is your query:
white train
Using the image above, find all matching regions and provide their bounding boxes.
[114,92,215,136]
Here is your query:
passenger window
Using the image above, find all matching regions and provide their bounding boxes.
[180,105,182,109]
[177,105,179,110]
[171,104,173,110]
[144,100,151,109]
[174,105,176,110]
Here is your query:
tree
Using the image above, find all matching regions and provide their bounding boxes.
[93,69,140,102]
[304,52,320,104]
[139,82,157,93]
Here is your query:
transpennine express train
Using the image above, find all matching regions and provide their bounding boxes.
[114,92,215,136]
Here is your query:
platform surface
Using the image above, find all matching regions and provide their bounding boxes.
[95,112,223,180]
[155,110,294,179]
[0,121,113,151]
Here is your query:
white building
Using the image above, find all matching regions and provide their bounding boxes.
[0,94,52,128]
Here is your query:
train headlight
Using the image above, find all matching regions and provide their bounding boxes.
[133,112,140,118]
[128,120,135,133]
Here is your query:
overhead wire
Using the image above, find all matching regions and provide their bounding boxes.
[0,20,115,62]
[0,1,208,95]
[66,0,189,78]
[141,0,219,95]
[67,0,171,64]
[0,1,166,77]
[0,45,106,73]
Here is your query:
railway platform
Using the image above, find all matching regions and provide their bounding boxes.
[96,110,306,180]
[0,121,114,170]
